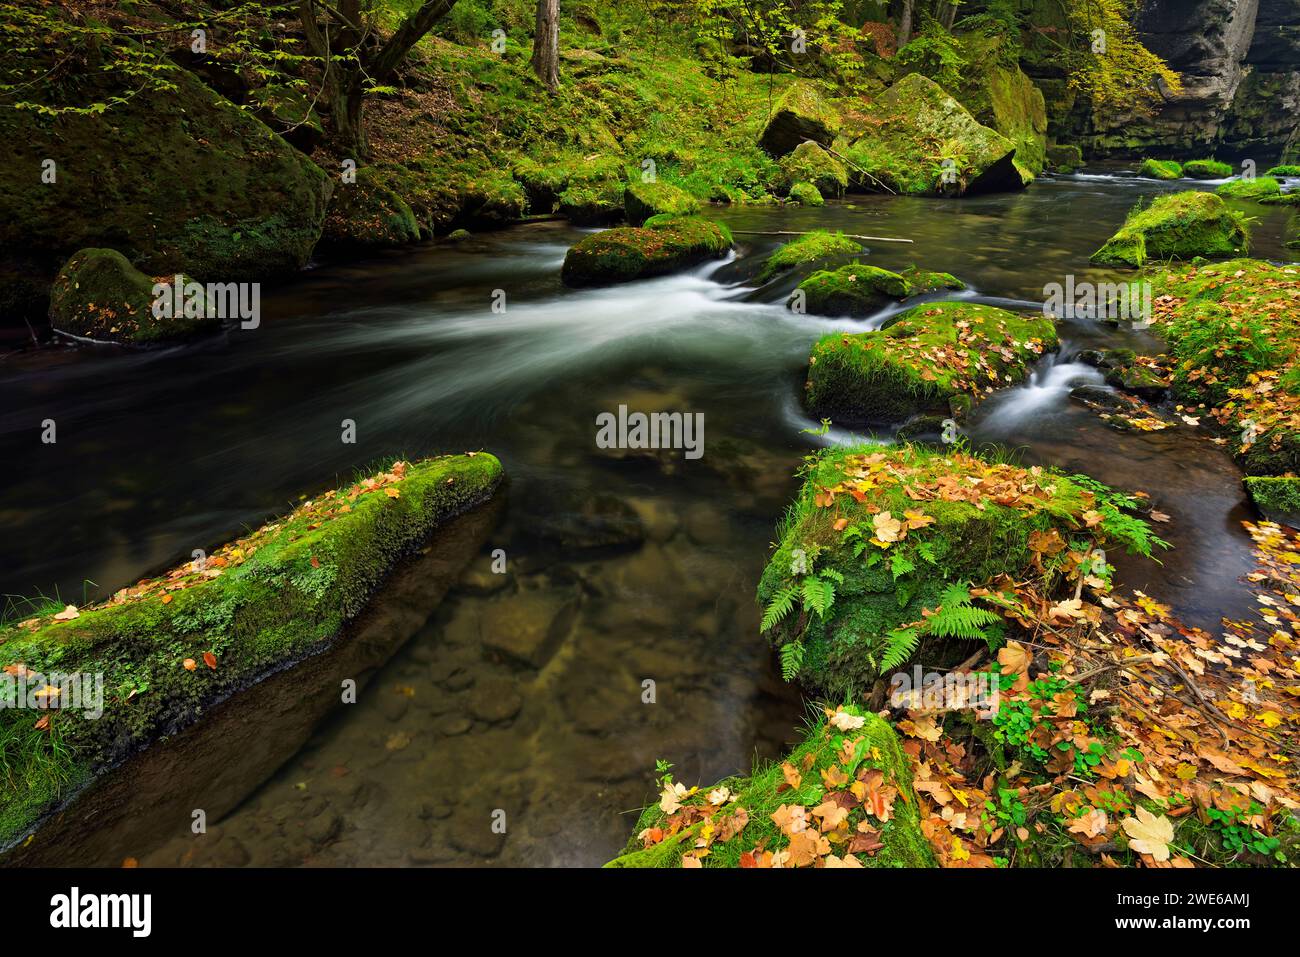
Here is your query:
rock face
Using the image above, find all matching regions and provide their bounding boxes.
[0,65,330,323]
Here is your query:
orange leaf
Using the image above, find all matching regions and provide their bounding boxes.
[203,652,218,670]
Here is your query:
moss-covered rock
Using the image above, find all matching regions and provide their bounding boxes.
[0,63,329,320]
[758,81,841,158]
[1244,476,1300,525]
[755,444,1159,697]
[0,453,505,849]
[560,217,732,286]
[791,262,941,316]
[320,166,422,250]
[777,141,848,196]
[1046,144,1083,173]
[758,231,862,282]
[47,249,220,345]
[1139,158,1183,180]
[788,182,824,206]
[841,73,1022,196]
[1215,176,1282,200]
[804,301,1055,424]
[955,44,1048,180]
[1266,165,1300,177]
[605,707,933,868]
[514,154,624,222]
[1090,192,1249,268]
[1182,158,1234,179]
[623,181,701,226]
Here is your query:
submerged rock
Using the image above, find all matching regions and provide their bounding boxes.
[803,301,1051,425]
[758,81,841,158]
[560,217,732,286]
[1090,192,1249,268]
[48,248,220,345]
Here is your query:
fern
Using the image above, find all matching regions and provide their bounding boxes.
[881,627,922,671]
[779,640,805,681]
[926,583,1001,639]
[801,576,836,618]
[761,585,798,631]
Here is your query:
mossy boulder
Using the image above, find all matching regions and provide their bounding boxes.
[0,63,329,320]
[791,263,964,318]
[0,453,505,849]
[458,170,528,226]
[955,48,1048,180]
[623,181,700,226]
[320,166,422,250]
[1046,144,1083,173]
[804,301,1055,424]
[758,231,862,282]
[1244,476,1300,525]
[777,141,848,196]
[758,81,841,158]
[788,182,824,206]
[560,217,732,286]
[606,707,933,868]
[1139,158,1183,180]
[48,249,219,345]
[841,73,1022,196]
[1182,159,1234,179]
[755,444,1158,697]
[1090,192,1249,268]
[513,154,625,214]
[1266,165,1300,177]
[1216,176,1282,200]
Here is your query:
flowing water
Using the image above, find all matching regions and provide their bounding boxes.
[1,171,1295,866]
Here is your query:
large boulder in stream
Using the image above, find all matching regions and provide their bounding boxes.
[753,443,1159,698]
[758,231,862,282]
[606,706,934,868]
[0,454,505,852]
[561,217,732,286]
[840,73,1024,196]
[48,248,219,345]
[320,166,423,250]
[1090,191,1249,268]
[0,63,330,322]
[758,81,841,158]
[790,263,964,316]
[804,301,1056,424]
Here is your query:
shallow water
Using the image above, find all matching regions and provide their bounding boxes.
[1,172,1294,866]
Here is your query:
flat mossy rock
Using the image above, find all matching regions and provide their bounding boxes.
[777,141,848,196]
[792,263,965,318]
[1182,159,1234,179]
[624,181,700,226]
[1046,144,1083,173]
[48,249,219,345]
[755,444,1157,697]
[605,707,934,868]
[1139,158,1183,180]
[0,63,329,316]
[1244,476,1300,525]
[758,81,841,158]
[560,217,732,286]
[804,301,1055,424]
[758,231,861,282]
[842,73,1022,196]
[789,182,824,206]
[320,166,422,250]
[0,453,505,849]
[1216,176,1282,200]
[1090,192,1249,268]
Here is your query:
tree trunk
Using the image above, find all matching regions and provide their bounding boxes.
[898,0,914,47]
[532,0,560,93]
[940,2,958,31]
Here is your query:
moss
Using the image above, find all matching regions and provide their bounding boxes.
[605,708,934,868]
[758,80,841,157]
[758,231,862,282]
[46,249,220,345]
[793,262,912,316]
[840,73,1022,196]
[1046,144,1083,173]
[1139,158,1183,180]
[1090,192,1249,268]
[756,444,1157,697]
[899,266,965,294]
[804,301,1055,424]
[1182,159,1234,180]
[560,216,732,285]
[1259,192,1300,206]
[777,141,848,196]
[0,453,504,849]
[954,40,1048,180]
[1265,165,1300,177]
[320,166,422,250]
[788,182,824,206]
[1216,176,1282,200]
[623,181,700,226]
[1244,476,1300,523]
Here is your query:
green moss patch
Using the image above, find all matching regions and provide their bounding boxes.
[606,707,933,868]
[1182,159,1234,179]
[759,231,861,282]
[1216,176,1282,200]
[804,301,1055,423]
[1090,192,1249,268]
[321,166,422,250]
[777,141,848,196]
[623,181,700,226]
[0,453,504,849]
[755,444,1160,697]
[1138,158,1182,180]
[1266,165,1300,177]
[1244,476,1300,524]
[788,182,824,206]
[560,216,732,286]
[758,81,841,158]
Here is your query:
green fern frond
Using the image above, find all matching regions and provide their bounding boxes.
[761,585,798,631]
[881,627,922,671]
[779,640,805,681]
